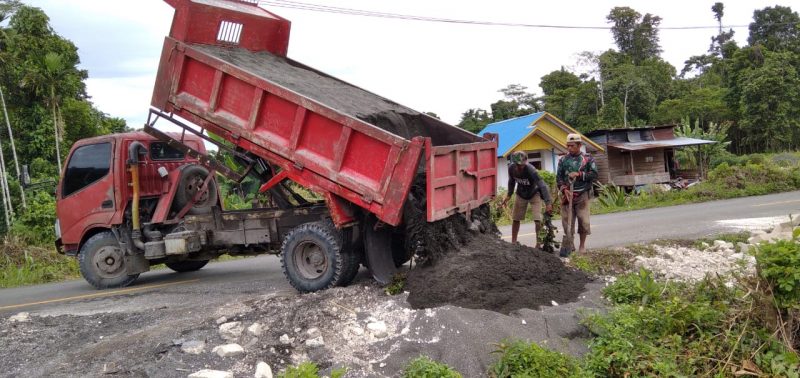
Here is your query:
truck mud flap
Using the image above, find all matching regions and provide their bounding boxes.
[364,216,396,284]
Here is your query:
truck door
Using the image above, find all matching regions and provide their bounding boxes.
[56,141,116,246]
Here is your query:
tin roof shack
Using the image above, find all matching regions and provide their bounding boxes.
[586,126,715,187]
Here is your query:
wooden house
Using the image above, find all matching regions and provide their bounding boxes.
[586,126,715,187]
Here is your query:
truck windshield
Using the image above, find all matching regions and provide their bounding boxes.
[62,142,112,197]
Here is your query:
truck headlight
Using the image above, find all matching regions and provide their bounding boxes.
[55,219,61,239]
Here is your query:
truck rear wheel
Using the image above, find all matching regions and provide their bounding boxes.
[165,260,209,272]
[280,221,345,293]
[79,231,139,289]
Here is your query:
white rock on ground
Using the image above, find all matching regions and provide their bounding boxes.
[254,361,273,378]
[349,326,364,336]
[634,244,756,282]
[212,344,245,358]
[367,321,388,338]
[279,334,294,344]
[247,322,263,337]
[219,322,244,341]
[181,340,206,354]
[305,336,325,348]
[215,316,228,325]
[8,312,30,322]
[305,327,320,338]
[188,369,233,378]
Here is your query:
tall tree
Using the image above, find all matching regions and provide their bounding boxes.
[606,7,663,64]
[748,5,800,52]
[456,108,491,133]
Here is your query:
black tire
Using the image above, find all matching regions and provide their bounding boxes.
[280,221,345,293]
[173,165,218,215]
[79,231,139,289]
[165,260,209,273]
[335,225,361,287]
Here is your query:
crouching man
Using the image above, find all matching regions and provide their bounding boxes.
[501,151,553,249]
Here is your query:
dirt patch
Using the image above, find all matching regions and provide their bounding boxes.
[405,234,591,314]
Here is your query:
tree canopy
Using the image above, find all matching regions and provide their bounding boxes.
[456,3,800,154]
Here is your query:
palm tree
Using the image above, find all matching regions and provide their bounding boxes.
[43,51,64,171]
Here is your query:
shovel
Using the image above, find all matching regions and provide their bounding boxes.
[559,179,575,257]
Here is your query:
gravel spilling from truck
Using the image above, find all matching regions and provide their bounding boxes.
[401,204,591,314]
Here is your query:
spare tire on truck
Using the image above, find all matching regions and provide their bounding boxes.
[172,165,218,215]
[281,221,357,292]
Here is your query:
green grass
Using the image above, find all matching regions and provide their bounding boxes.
[591,157,800,215]
[570,248,635,276]
[489,340,588,378]
[403,356,462,378]
[581,268,800,377]
[0,238,79,288]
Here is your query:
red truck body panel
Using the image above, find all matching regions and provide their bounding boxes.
[152,0,497,226]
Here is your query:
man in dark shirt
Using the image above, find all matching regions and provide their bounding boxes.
[501,151,553,248]
[556,134,598,254]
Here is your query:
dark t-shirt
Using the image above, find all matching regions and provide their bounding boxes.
[508,163,552,203]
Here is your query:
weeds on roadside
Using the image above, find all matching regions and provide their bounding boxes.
[385,272,407,295]
[403,356,461,378]
[0,235,79,288]
[488,339,588,378]
[277,362,345,378]
[570,248,633,276]
[582,268,800,377]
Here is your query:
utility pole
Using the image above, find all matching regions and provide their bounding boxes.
[0,86,25,208]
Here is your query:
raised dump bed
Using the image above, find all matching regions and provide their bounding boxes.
[152,0,497,227]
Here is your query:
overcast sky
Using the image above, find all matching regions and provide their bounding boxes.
[21,0,798,128]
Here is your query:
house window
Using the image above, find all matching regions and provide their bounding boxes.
[526,151,543,170]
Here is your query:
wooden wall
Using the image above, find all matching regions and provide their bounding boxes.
[606,147,668,183]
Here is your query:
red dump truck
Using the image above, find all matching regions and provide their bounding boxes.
[55,0,497,291]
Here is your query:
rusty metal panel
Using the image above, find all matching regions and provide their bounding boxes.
[426,135,498,222]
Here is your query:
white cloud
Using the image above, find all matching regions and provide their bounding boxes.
[22,0,793,127]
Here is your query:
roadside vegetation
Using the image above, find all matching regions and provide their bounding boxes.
[384,235,800,377]
[491,152,800,226]
[592,151,800,215]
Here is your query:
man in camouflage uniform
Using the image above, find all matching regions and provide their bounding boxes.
[556,133,598,254]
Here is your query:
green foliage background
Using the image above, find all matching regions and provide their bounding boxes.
[458,4,800,155]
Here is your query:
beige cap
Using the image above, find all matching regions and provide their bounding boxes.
[566,133,582,144]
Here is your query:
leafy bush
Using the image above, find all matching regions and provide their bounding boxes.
[10,191,57,246]
[596,183,627,208]
[583,269,799,377]
[602,268,662,305]
[488,339,587,378]
[755,234,800,310]
[403,356,461,378]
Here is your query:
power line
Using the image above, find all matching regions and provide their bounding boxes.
[257,0,780,30]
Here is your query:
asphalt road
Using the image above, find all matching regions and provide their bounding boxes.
[1,190,798,315]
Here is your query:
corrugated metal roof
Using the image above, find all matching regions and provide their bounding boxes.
[608,137,716,151]
[477,112,545,156]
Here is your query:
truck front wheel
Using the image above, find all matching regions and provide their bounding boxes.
[280,222,345,293]
[79,231,139,289]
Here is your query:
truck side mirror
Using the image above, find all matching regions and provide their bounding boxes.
[22,165,31,187]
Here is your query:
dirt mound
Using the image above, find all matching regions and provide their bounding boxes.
[406,234,591,314]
